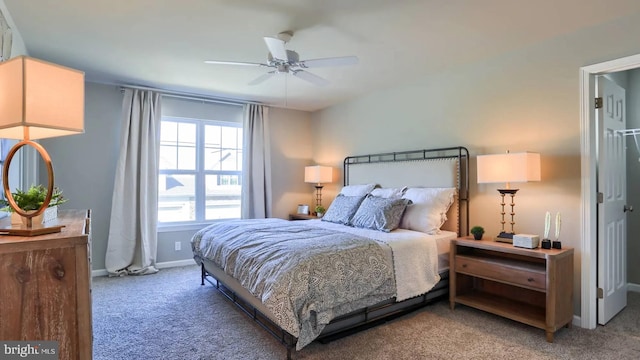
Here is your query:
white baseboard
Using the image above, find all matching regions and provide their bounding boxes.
[156,258,197,269]
[91,258,197,277]
[92,269,108,277]
[572,315,582,328]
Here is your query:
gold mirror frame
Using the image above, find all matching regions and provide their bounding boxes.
[2,140,54,227]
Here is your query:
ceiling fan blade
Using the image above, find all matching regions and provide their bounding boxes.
[298,56,358,68]
[292,70,329,86]
[263,36,289,61]
[205,60,268,67]
[248,71,277,86]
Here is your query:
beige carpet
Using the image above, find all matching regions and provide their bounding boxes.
[92,265,640,360]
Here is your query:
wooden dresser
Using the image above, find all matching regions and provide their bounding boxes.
[0,209,92,360]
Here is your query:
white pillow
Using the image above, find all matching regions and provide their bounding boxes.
[370,186,407,199]
[399,187,457,234]
[339,183,377,197]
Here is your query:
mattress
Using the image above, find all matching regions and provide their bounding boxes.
[304,219,455,300]
[304,219,456,273]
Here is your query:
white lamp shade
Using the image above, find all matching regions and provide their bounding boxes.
[304,165,333,185]
[0,56,84,140]
[477,152,541,184]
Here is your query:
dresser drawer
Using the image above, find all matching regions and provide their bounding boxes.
[455,255,546,290]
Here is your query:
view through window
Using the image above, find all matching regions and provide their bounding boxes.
[158,116,242,223]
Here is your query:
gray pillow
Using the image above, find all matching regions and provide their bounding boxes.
[321,194,365,225]
[351,195,411,232]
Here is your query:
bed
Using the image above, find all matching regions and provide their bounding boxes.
[191,146,469,359]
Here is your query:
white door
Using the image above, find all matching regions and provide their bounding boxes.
[597,75,627,325]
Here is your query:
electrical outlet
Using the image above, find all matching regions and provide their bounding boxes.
[174,241,181,251]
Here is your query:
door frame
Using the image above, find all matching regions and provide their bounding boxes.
[580,53,640,329]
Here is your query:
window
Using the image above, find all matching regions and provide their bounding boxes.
[158,116,242,224]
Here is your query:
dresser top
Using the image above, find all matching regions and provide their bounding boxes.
[0,209,90,247]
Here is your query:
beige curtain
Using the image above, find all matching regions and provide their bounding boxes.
[241,104,272,218]
[105,89,161,275]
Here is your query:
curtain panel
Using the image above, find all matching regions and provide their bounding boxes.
[105,89,161,275]
[241,104,272,219]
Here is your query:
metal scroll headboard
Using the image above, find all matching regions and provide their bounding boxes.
[343,146,470,236]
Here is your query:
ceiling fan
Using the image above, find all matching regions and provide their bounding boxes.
[205,31,358,86]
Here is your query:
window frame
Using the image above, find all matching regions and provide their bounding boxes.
[157,116,242,230]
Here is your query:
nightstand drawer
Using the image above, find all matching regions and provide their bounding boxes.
[455,255,546,290]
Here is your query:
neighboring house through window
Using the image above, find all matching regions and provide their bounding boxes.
[158,98,243,225]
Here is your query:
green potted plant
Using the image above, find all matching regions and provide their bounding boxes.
[315,205,326,217]
[470,226,485,240]
[1,185,68,225]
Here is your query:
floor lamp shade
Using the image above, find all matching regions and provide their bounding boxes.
[304,165,333,185]
[0,56,85,140]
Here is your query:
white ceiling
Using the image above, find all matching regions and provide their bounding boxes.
[4,0,640,112]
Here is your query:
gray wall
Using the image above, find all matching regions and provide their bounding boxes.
[41,82,314,271]
[40,83,122,272]
[310,11,640,316]
[627,69,640,284]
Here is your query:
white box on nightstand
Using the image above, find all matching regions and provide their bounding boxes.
[513,234,540,249]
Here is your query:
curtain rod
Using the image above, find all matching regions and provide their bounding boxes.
[119,84,261,107]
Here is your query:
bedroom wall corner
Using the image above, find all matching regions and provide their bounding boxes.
[268,107,315,219]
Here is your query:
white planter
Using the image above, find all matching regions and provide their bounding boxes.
[11,206,58,226]
[42,206,58,223]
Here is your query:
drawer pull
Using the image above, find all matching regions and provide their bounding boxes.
[462,264,467,268]
[527,278,534,282]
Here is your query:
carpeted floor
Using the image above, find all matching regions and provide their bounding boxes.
[92,265,640,360]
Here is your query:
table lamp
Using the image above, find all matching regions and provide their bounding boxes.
[477,151,540,243]
[304,165,332,210]
[0,56,84,235]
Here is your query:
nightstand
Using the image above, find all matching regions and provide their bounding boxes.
[449,237,573,342]
[289,213,320,220]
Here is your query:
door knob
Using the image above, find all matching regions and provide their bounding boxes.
[624,205,634,212]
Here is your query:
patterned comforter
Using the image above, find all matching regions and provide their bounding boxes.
[191,218,396,350]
